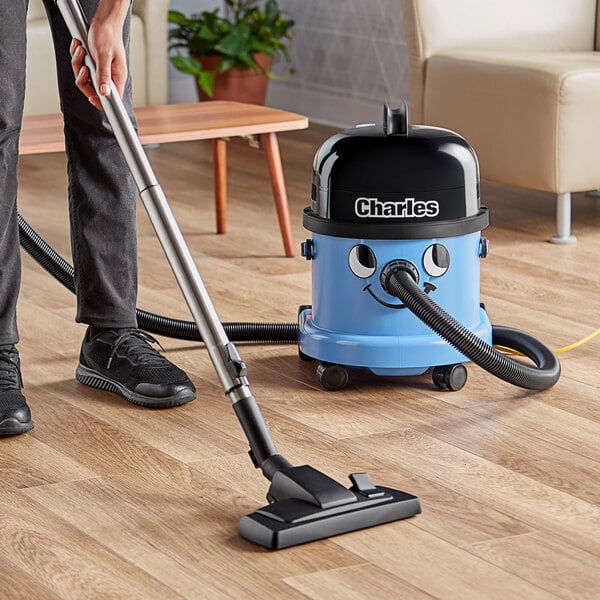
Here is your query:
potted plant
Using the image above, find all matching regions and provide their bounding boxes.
[168,0,294,105]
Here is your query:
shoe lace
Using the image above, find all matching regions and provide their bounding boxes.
[0,346,21,391]
[107,330,168,370]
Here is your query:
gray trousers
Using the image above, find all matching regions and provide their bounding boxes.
[0,0,138,345]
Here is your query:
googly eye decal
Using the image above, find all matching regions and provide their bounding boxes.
[423,244,450,277]
[349,244,377,278]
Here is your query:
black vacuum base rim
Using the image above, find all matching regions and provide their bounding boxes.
[239,485,421,550]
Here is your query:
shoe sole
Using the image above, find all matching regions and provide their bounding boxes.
[76,364,196,408]
[0,417,34,436]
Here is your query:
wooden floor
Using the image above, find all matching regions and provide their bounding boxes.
[4,122,600,599]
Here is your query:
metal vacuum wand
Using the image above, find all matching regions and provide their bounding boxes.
[54,0,420,549]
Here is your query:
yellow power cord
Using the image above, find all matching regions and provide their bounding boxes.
[496,325,600,356]
[553,326,600,354]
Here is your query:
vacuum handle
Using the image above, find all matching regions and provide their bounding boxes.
[383,101,408,136]
[54,0,246,399]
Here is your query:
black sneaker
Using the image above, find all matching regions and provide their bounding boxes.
[76,328,196,408]
[0,345,34,436]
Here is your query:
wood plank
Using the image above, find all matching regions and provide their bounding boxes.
[0,485,180,599]
[333,523,559,600]
[0,557,62,600]
[284,563,436,599]
[24,478,343,599]
[0,433,98,490]
[471,400,600,462]
[345,429,600,556]
[467,531,600,600]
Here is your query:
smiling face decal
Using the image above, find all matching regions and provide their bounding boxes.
[350,243,450,309]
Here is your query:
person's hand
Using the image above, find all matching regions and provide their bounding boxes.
[69,13,128,110]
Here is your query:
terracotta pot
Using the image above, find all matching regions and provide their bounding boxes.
[193,54,274,105]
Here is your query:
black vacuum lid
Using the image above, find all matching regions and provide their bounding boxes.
[304,103,488,239]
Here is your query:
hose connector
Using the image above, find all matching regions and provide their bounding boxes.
[380,260,419,294]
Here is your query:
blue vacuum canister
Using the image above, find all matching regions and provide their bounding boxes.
[299,103,560,392]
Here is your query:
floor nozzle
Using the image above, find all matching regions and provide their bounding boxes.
[239,467,421,549]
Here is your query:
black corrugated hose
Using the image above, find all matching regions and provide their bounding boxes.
[383,266,561,390]
[18,213,561,389]
[17,213,299,344]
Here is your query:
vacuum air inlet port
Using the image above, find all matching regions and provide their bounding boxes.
[380,260,419,293]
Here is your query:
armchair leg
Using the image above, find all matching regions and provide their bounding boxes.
[550,192,577,244]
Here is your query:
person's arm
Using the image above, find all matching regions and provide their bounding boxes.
[69,0,131,110]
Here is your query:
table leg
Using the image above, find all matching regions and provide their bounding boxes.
[260,132,295,257]
[213,138,227,234]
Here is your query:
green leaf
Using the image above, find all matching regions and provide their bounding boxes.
[168,10,189,25]
[199,22,222,41]
[238,52,255,69]
[169,55,202,76]
[219,56,237,72]
[216,23,253,56]
[265,0,279,24]
[252,40,276,56]
[198,70,216,97]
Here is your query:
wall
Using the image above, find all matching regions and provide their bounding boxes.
[167,0,410,128]
[268,0,409,127]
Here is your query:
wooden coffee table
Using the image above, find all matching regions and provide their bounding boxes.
[20,101,309,257]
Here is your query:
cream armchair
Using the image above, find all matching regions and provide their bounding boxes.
[401,0,600,243]
[25,0,170,116]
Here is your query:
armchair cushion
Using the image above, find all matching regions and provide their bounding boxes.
[403,0,598,123]
[424,50,600,194]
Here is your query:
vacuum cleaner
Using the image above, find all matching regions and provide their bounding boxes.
[298,104,561,392]
[49,0,422,550]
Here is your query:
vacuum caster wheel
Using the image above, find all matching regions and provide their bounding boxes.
[317,362,349,391]
[432,363,468,391]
